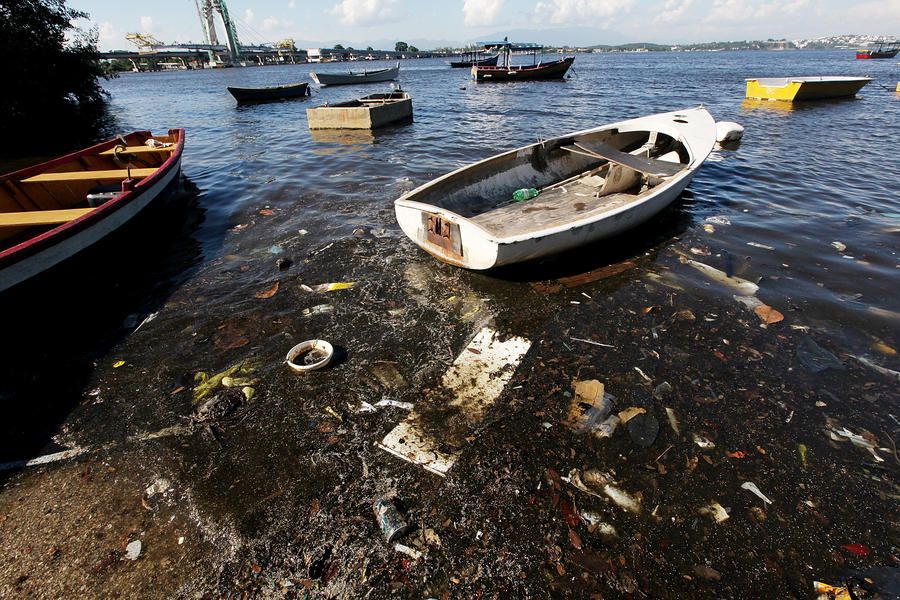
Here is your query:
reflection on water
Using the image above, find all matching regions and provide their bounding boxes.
[308,128,376,145]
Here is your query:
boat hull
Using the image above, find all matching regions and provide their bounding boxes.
[449,54,499,68]
[856,49,899,59]
[227,82,309,103]
[0,131,184,293]
[472,57,574,81]
[745,77,871,101]
[395,107,716,270]
[307,93,412,130]
[310,64,399,86]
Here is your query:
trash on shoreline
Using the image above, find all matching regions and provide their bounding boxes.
[665,407,681,435]
[301,281,356,293]
[255,281,280,299]
[797,336,843,373]
[849,354,900,381]
[564,468,642,514]
[813,580,851,600]
[378,327,531,476]
[699,501,730,523]
[286,340,333,372]
[193,361,258,404]
[370,362,408,390]
[373,494,414,543]
[302,304,334,317]
[682,258,759,296]
[125,540,142,561]
[618,407,646,424]
[741,481,773,504]
[693,434,716,449]
[565,380,611,431]
[627,413,659,447]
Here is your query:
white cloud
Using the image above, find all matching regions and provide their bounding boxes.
[463,0,505,26]
[534,0,635,25]
[139,15,154,31]
[262,16,293,31]
[244,8,255,23]
[708,0,809,23]
[288,0,296,7]
[654,0,694,24]
[330,0,401,26]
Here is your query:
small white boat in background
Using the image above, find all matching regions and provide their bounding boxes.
[395,107,718,270]
[310,62,400,86]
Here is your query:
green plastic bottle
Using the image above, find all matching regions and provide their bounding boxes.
[512,187,539,202]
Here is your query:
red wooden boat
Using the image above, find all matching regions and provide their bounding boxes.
[472,56,575,81]
[856,41,899,59]
[0,129,184,293]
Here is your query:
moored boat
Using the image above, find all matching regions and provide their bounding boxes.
[745,76,871,101]
[394,107,717,270]
[310,63,400,86]
[855,41,899,59]
[470,40,574,81]
[227,81,310,103]
[307,92,413,130]
[0,130,184,293]
[449,52,500,68]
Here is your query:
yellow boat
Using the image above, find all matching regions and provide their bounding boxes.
[745,76,871,101]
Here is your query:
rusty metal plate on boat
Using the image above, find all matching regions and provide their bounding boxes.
[423,213,462,260]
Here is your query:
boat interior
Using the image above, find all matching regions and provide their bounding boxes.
[409,127,688,238]
[329,92,410,108]
[0,130,179,246]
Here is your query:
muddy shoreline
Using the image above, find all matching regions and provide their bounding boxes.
[1,212,897,598]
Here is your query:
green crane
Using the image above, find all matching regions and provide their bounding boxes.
[194,0,242,64]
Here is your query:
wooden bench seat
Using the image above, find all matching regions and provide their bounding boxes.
[0,207,94,228]
[99,145,175,156]
[21,168,157,184]
[561,142,684,178]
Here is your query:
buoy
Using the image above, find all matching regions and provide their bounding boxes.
[716,121,744,143]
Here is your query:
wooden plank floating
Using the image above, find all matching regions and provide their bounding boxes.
[21,168,157,183]
[378,327,532,476]
[0,207,94,228]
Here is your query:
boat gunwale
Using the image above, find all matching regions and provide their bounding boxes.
[0,129,185,268]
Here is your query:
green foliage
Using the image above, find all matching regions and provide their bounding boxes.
[333,43,345,50]
[0,0,109,151]
[395,41,408,53]
[408,45,418,53]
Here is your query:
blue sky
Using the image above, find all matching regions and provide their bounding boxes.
[70,0,900,51]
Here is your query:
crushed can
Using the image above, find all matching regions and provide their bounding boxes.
[373,495,413,543]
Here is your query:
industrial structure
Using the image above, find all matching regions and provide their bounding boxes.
[193,0,241,63]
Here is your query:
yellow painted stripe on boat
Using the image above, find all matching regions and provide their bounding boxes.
[0,207,95,227]
[21,168,157,183]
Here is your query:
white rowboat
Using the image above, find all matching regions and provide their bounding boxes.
[310,62,400,86]
[394,107,717,270]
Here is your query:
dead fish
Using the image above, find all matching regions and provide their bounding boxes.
[684,258,759,296]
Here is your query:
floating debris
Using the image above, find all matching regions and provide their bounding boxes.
[699,501,730,523]
[301,282,356,293]
[684,258,759,296]
[705,216,731,226]
[378,327,531,476]
[797,336,843,373]
[373,495,413,543]
[831,241,847,252]
[125,540,142,561]
[255,281,280,299]
[627,413,659,448]
[740,481,773,504]
[693,434,716,449]
[665,407,680,435]
[747,241,774,250]
[849,354,900,381]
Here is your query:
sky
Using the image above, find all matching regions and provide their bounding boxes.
[70,0,900,51]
